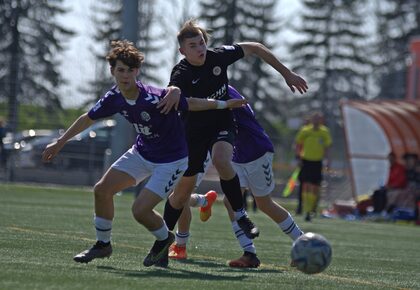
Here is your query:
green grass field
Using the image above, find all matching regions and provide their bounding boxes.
[1,184,419,290]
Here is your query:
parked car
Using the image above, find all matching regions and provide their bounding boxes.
[2,129,62,165]
[13,119,116,170]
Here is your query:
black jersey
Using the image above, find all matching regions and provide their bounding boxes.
[169,44,244,130]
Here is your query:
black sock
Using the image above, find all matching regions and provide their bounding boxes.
[220,175,243,211]
[163,199,183,231]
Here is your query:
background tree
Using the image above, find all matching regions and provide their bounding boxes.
[84,0,165,106]
[374,0,420,100]
[289,0,372,123]
[198,0,289,136]
[0,0,73,132]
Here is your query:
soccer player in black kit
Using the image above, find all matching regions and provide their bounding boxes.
[150,19,308,264]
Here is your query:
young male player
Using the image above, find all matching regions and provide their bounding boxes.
[42,40,246,267]
[158,20,308,257]
[169,86,304,268]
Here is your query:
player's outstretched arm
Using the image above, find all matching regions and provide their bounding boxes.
[238,42,308,94]
[42,113,94,163]
[187,98,247,111]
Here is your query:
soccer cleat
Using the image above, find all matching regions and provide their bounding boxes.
[154,253,169,268]
[237,215,259,239]
[228,252,260,268]
[168,243,187,260]
[143,232,175,267]
[199,190,218,222]
[73,241,112,263]
[305,212,312,222]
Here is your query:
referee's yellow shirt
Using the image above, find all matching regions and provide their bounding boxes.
[295,124,332,161]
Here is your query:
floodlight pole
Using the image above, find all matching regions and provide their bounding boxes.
[107,0,139,167]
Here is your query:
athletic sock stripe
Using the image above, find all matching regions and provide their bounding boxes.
[243,242,254,248]
[236,232,245,238]
[234,229,243,235]
[95,227,112,232]
[284,223,296,234]
[176,232,190,238]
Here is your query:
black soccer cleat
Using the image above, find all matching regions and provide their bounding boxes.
[237,215,260,239]
[154,253,169,268]
[73,241,112,263]
[143,232,174,267]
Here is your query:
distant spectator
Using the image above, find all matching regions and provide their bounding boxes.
[386,153,418,214]
[371,152,407,213]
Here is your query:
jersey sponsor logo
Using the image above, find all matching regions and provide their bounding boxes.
[145,93,160,104]
[213,66,221,76]
[192,78,200,84]
[222,45,235,50]
[133,123,152,136]
[208,84,226,99]
[140,111,151,122]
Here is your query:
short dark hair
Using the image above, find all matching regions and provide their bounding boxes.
[177,19,211,45]
[106,40,144,69]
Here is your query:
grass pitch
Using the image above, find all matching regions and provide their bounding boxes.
[1,183,419,290]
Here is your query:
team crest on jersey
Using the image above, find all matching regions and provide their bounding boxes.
[213,66,221,76]
[140,111,151,122]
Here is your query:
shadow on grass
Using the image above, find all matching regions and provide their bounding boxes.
[96,265,248,281]
[95,257,283,281]
[175,258,283,274]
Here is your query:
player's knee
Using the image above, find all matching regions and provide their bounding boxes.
[93,181,113,199]
[131,202,145,223]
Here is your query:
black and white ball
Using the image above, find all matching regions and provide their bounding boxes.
[291,232,332,274]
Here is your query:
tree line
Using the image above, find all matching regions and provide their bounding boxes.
[0,0,419,138]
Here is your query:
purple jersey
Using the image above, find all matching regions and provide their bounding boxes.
[88,81,189,163]
[228,86,274,163]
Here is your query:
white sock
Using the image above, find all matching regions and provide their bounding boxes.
[234,208,247,221]
[175,231,190,246]
[190,193,207,207]
[278,213,304,241]
[232,221,256,254]
[151,223,169,241]
[94,216,112,243]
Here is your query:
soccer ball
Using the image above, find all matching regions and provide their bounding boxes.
[291,232,332,274]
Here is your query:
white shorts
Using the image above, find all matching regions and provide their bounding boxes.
[111,146,188,199]
[232,152,275,197]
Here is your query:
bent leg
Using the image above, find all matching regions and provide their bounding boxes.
[94,167,136,220]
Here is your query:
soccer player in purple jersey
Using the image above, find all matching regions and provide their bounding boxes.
[160,19,307,246]
[41,40,246,267]
[169,86,304,268]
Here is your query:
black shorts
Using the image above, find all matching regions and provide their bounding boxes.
[300,159,323,185]
[184,127,236,176]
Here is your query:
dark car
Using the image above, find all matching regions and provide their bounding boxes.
[13,119,116,170]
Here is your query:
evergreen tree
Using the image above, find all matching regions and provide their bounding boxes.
[289,0,372,123]
[0,0,73,132]
[374,0,420,99]
[199,0,288,133]
[85,0,165,106]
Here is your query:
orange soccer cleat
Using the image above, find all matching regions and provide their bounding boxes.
[228,252,260,268]
[168,243,187,260]
[199,190,218,222]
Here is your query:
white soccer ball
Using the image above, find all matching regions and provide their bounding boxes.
[291,232,332,274]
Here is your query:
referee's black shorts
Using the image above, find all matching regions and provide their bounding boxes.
[300,159,323,185]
